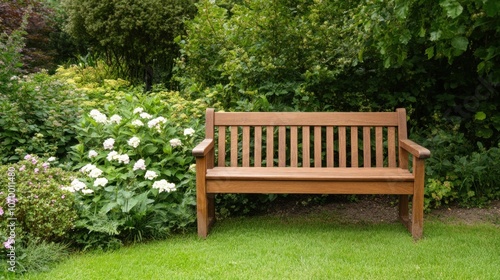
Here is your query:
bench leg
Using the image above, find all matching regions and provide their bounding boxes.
[411,158,425,240]
[196,158,210,238]
[208,193,216,227]
[398,195,409,225]
[197,192,209,238]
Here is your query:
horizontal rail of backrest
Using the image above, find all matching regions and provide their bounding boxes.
[214,112,399,126]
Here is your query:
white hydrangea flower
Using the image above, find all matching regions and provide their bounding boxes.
[189,164,196,172]
[94,177,108,187]
[88,150,98,158]
[118,154,130,164]
[80,163,97,173]
[147,117,167,130]
[133,159,146,171]
[109,114,122,124]
[133,107,144,114]
[140,112,152,119]
[152,179,176,193]
[107,151,119,161]
[47,156,56,162]
[60,186,75,193]
[183,128,195,136]
[169,138,182,147]
[81,189,94,194]
[127,136,141,148]
[70,179,87,191]
[103,138,115,150]
[89,109,108,124]
[131,119,144,127]
[144,170,158,180]
[88,167,103,178]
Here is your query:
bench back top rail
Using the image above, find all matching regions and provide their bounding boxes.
[204,108,408,168]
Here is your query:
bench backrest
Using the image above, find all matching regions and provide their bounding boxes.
[203,108,408,168]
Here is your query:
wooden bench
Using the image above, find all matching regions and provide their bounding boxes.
[192,108,430,240]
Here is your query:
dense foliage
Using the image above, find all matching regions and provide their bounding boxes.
[353,0,500,147]
[63,0,197,89]
[176,0,363,111]
[0,155,76,273]
[0,156,77,242]
[68,90,203,249]
[175,0,500,208]
[0,71,86,163]
[0,0,67,73]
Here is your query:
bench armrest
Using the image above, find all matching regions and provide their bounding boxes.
[192,139,214,157]
[400,139,431,159]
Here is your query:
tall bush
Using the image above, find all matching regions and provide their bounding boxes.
[352,0,500,146]
[176,0,362,111]
[63,0,197,89]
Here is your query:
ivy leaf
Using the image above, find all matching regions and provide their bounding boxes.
[451,36,468,51]
[474,111,487,121]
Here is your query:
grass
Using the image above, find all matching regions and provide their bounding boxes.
[17,212,500,280]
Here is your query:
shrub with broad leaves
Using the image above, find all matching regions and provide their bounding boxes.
[68,92,203,248]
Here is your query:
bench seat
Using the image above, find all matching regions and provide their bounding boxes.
[206,167,414,194]
[207,167,413,181]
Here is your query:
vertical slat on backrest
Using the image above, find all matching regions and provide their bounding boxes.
[242,126,250,167]
[326,126,334,167]
[206,109,215,168]
[339,127,347,167]
[314,126,322,167]
[363,127,371,167]
[254,126,262,167]
[218,126,226,167]
[302,126,310,167]
[291,126,298,167]
[351,126,359,168]
[266,126,274,167]
[230,126,238,167]
[388,127,396,167]
[376,127,383,167]
[397,108,408,169]
[279,126,286,167]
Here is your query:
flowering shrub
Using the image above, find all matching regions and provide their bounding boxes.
[0,71,86,163]
[0,155,77,243]
[69,93,202,247]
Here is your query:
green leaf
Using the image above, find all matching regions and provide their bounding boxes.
[484,0,500,17]
[451,36,468,51]
[476,127,493,138]
[425,46,435,59]
[430,31,442,41]
[395,3,409,19]
[100,202,118,214]
[474,111,486,121]
[121,196,140,213]
[142,144,158,155]
[440,0,463,19]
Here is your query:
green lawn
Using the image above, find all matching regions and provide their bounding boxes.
[19,212,500,280]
